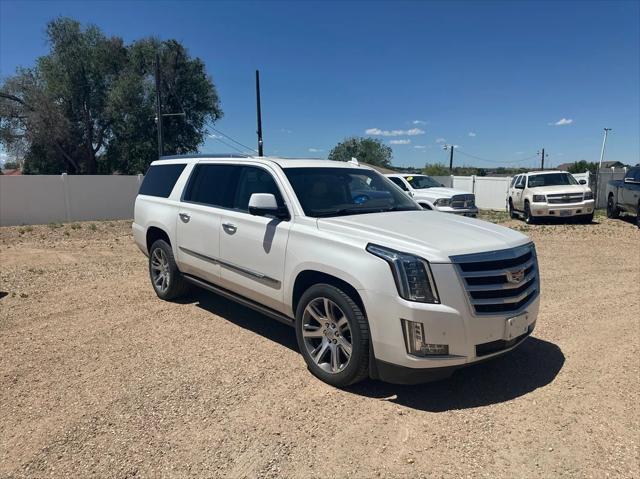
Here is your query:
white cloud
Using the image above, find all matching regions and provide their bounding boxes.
[308,148,323,153]
[412,120,426,125]
[435,138,446,143]
[414,145,427,149]
[389,139,411,145]
[550,118,573,126]
[280,128,293,133]
[366,127,425,137]
[516,151,524,155]
[468,132,476,137]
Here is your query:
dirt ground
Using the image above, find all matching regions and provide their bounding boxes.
[1,213,638,478]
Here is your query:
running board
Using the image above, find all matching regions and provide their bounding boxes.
[183,274,295,327]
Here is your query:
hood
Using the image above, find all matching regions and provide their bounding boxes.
[317,211,530,263]
[529,184,590,194]
[412,187,473,199]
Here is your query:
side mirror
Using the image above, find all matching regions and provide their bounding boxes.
[248,193,288,219]
[579,179,587,185]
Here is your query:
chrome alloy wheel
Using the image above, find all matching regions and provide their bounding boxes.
[150,247,170,294]
[302,297,353,374]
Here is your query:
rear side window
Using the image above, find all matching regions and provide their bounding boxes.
[139,164,186,198]
[183,164,239,208]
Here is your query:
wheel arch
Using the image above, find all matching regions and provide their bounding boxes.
[292,270,366,318]
[146,226,171,252]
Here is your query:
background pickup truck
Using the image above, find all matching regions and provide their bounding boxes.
[606,166,640,227]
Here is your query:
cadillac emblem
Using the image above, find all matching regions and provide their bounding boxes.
[506,268,526,284]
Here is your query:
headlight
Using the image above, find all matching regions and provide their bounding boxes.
[434,198,450,207]
[584,191,594,200]
[366,244,439,303]
[532,195,546,202]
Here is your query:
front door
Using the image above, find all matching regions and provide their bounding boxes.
[218,165,292,313]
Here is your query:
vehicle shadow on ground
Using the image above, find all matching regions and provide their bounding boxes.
[186,289,564,412]
[346,337,564,412]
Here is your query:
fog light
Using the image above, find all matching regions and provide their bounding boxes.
[402,319,449,356]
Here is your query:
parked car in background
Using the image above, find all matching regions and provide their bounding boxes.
[507,171,595,224]
[133,156,539,387]
[606,166,640,227]
[386,174,478,216]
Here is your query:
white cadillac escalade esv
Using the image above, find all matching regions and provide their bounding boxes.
[133,155,540,387]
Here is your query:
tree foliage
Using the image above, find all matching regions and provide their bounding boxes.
[328,137,393,168]
[0,18,222,174]
[422,162,450,176]
[566,160,598,174]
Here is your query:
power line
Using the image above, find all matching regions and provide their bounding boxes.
[209,135,251,155]
[208,125,258,154]
[455,149,537,165]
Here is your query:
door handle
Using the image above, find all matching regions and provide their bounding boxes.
[222,222,237,234]
[179,212,191,223]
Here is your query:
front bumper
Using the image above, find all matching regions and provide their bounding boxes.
[435,205,479,216]
[530,199,594,218]
[360,262,540,383]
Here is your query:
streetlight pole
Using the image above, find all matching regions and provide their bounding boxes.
[598,128,612,169]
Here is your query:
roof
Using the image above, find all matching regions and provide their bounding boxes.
[1,168,22,176]
[155,155,374,170]
[520,170,567,176]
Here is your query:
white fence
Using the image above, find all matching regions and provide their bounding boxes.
[0,174,143,226]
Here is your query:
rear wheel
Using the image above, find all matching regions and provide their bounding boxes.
[524,201,535,224]
[148,239,189,300]
[607,194,619,219]
[295,284,369,387]
[636,202,640,228]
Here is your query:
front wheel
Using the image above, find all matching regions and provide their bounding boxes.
[524,201,536,224]
[295,284,370,387]
[607,194,619,219]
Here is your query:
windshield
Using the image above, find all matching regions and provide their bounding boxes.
[527,173,578,188]
[405,175,442,189]
[283,167,420,217]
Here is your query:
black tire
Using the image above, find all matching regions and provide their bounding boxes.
[508,199,517,219]
[524,201,536,224]
[295,284,370,387]
[607,194,619,219]
[580,213,594,224]
[148,239,189,300]
[637,202,640,228]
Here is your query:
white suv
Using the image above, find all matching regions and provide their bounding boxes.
[386,174,478,216]
[507,171,595,224]
[133,155,540,387]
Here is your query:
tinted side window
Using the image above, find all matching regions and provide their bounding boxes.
[233,166,285,212]
[183,164,239,208]
[389,177,408,191]
[516,176,526,188]
[510,176,518,187]
[139,164,186,198]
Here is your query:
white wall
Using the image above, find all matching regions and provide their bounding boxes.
[0,174,143,226]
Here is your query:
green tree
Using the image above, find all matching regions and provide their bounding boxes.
[567,160,597,174]
[328,137,392,168]
[422,162,450,176]
[0,18,222,174]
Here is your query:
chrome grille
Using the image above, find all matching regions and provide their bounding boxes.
[451,194,475,209]
[546,193,583,204]
[450,244,539,315]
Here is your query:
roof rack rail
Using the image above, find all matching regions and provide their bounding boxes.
[160,153,251,160]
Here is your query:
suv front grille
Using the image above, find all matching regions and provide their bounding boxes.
[547,193,583,204]
[451,194,475,209]
[450,244,539,315]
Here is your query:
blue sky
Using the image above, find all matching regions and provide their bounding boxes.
[1,0,638,168]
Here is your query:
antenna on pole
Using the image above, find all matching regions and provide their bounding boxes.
[256,70,264,156]
[155,53,164,158]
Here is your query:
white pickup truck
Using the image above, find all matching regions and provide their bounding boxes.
[386,174,478,216]
[133,155,540,386]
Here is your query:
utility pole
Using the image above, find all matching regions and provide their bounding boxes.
[537,148,548,170]
[255,70,264,156]
[444,145,455,172]
[155,53,164,158]
[598,128,612,169]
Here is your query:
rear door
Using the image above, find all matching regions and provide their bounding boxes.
[621,168,640,213]
[218,164,292,312]
[175,163,238,284]
[513,175,526,210]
